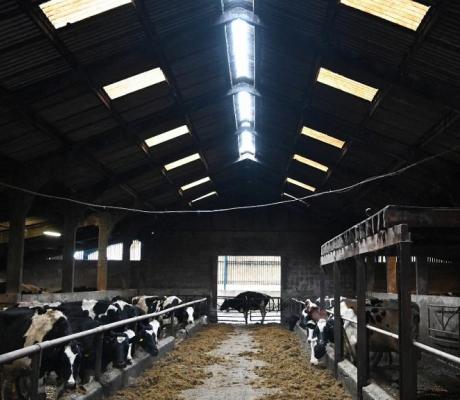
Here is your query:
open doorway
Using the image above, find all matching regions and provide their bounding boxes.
[217,255,281,324]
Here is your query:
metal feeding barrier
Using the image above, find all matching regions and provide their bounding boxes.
[217,296,281,324]
[0,297,207,400]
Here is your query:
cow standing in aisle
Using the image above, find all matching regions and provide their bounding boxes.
[220,291,271,325]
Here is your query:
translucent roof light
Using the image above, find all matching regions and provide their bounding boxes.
[317,68,378,101]
[226,18,255,82]
[301,126,345,149]
[234,90,255,127]
[103,68,166,99]
[190,191,218,204]
[40,0,131,29]
[293,154,328,172]
[181,177,211,191]
[239,130,255,160]
[145,125,189,147]
[164,153,201,171]
[340,0,429,31]
[286,177,316,192]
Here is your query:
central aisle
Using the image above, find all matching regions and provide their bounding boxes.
[112,324,351,400]
[181,326,276,400]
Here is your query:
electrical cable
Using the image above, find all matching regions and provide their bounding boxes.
[0,145,458,215]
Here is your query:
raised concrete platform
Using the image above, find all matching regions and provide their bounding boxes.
[61,316,207,400]
[294,324,396,400]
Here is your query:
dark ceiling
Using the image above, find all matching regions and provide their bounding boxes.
[1,0,460,235]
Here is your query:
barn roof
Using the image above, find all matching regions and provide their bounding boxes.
[1,0,460,231]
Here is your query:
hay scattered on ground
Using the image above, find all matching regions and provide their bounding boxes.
[250,324,352,400]
[110,324,234,400]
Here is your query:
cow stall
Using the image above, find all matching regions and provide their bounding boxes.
[320,205,460,400]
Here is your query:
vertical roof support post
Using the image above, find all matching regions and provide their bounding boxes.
[397,225,417,399]
[356,255,369,400]
[333,260,342,376]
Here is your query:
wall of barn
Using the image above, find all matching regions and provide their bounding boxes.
[139,208,355,322]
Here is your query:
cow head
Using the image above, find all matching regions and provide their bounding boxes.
[56,342,81,389]
[313,316,334,361]
[103,332,129,369]
[137,320,160,356]
[185,307,194,325]
[220,298,238,312]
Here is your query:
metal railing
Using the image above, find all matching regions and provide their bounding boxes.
[0,297,207,400]
[324,308,460,366]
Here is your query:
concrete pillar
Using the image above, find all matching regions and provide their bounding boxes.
[6,193,32,296]
[416,256,429,295]
[61,210,81,292]
[96,214,112,291]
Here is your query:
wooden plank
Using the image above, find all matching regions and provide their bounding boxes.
[386,256,398,294]
[333,261,342,377]
[321,224,410,265]
[356,256,368,400]
[398,236,417,400]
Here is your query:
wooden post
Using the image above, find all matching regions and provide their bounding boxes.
[6,193,31,296]
[366,256,376,293]
[398,234,417,400]
[61,211,80,292]
[333,261,342,376]
[97,214,111,291]
[415,256,428,295]
[386,256,397,293]
[356,256,369,399]
[122,238,133,289]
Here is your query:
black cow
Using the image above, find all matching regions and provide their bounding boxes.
[220,291,271,325]
[0,307,81,394]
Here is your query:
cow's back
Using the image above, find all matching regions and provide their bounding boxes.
[0,308,35,353]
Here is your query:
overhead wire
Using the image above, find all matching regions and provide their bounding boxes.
[0,145,458,215]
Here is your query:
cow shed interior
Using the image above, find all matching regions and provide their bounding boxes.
[0,0,460,400]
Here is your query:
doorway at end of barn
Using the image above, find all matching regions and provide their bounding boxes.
[217,255,281,324]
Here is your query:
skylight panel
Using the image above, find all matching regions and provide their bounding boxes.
[40,0,131,29]
[317,68,378,101]
[145,125,189,148]
[190,191,218,204]
[164,153,201,171]
[239,130,256,160]
[103,68,166,99]
[286,177,316,192]
[293,154,329,172]
[301,126,345,149]
[181,177,211,191]
[234,90,255,127]
[226,18,255,82]
[340,0,429,31]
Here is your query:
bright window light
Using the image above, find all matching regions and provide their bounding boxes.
[226,18,255,82]
[164,153,201,171]
[40,0,131,29]
[103,67,166,99]
[145,125,189,147]
[43,230,62,237]
[286,177,316,192]
[239,130,255,159]
[340,0,429,31]
[301,126,345,149]
[234,90,255,127]
[181,177,211,191]
[293,154,329,172]
[317,68,378,101]
[190,191,218,204]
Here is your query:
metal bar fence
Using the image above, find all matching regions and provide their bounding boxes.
[0,298,207,400]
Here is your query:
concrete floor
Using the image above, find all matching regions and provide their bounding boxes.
[181,326,278,400]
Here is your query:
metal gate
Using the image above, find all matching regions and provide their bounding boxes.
[428,304,460,355]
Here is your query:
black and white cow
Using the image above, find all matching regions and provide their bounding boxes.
[0,307,81,392]
[220,291,271,325]
[159,296,195,329]
[131,295,165,315]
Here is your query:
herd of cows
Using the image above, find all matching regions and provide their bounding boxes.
[0,295,198,397]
